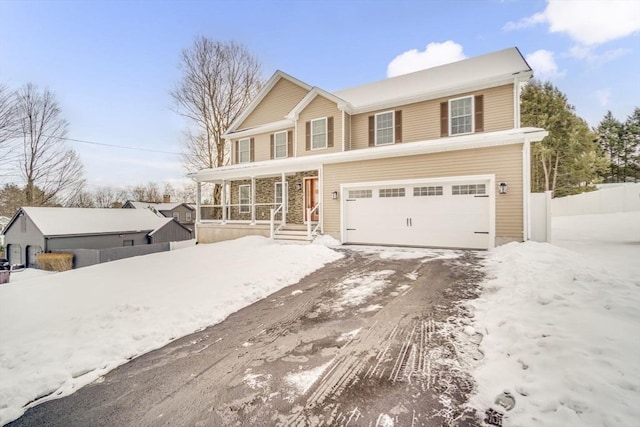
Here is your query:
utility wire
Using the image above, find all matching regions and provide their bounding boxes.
[41,134,182,155]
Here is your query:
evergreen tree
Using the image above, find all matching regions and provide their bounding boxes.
[521,80,604,196]
[621,107,640,181]
[596,111,624,182]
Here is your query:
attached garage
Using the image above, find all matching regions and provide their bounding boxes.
[341,175,495,249]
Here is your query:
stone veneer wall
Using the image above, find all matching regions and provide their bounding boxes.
[229,170,317,224]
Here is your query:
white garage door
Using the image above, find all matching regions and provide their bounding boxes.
[343,177,493,249]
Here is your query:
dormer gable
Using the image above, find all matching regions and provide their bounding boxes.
[229,70,312,133]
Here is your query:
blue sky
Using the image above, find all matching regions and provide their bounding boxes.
[1,0,639,191]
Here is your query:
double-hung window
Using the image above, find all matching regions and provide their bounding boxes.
[239,184,251,213]
[449,96,473,135]
[238,138,251,163]
[375,111,394,145]
[311,118,327,150]
[274,131,287,159]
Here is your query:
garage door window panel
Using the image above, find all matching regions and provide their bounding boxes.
[379,188,405,198]
[348,190,372,199]
[452,184,486,195]
[414,186,443,196]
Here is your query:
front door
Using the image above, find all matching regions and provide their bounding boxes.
[304,177,319,222]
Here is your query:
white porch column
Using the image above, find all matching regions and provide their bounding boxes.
[221,180,227,223]
[281,172,287,225]
[195,181,201,223]
[251,177,256,225]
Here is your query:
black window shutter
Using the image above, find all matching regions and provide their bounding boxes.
[440,102,449,137]
[395,110,402,143]
[474,95,484,132]
[368,116,375,146]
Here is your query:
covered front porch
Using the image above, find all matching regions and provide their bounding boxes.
[193,165,322,243]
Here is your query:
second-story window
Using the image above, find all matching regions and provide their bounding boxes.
[311,118,327,150]
[238,138,251,163]
[375,111,394,145]
[274,131,287,158]
[449,96,473,135]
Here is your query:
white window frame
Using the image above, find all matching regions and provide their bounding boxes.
[172,212,180,221]
[186,211,192,221]
[238,138,251,164]
[311,117,327,150]
[274,182,288,212]
[375,110,395,146]
[274,131,287,159]
[449,95,474,136]
[239,184,251,213]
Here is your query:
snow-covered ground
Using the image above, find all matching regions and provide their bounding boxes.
[468,212,640,426]
[0,236,342,425]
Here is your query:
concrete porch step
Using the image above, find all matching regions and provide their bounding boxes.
[274,233,310,242]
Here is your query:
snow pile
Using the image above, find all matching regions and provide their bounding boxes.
[312,234,342,247]
[468,212,640,426]
[0,236,342,425]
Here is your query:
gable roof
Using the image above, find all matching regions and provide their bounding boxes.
[6,207,175,237]
[334,47,531,113]
[225,70,313,136]
[286,87,349,120]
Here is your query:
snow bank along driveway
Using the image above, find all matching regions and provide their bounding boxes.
[467,212,640,427]
[0,236,342,425]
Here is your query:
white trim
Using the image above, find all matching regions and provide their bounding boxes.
[274,130,288,159]
[310,117,328,150]
[449,95,474,136]
[374,110,395,146]
[303,176,319,224]
[238,138,251,164]
[340,174,496,249]
[286,88,351,120]
[225,119,293,140]
[341,110,345,152]
[523,138,531,241]
[319,166,324,234]
[191,128,548,183]
[239,184,251,213]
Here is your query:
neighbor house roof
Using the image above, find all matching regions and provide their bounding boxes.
[12,207,175,237]
[125,201,194,212]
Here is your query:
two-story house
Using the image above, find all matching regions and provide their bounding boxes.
[190,47,547,250]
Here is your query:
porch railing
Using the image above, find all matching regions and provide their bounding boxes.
[306,203,321,240]
[200,203,281,223]
[270,203,285,239]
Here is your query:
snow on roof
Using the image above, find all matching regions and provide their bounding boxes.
[127,201,194,212]
[20,207,173,236]
[334,47,531,112]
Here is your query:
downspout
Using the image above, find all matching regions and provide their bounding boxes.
[341,110,345,152]
[195,181,201,242]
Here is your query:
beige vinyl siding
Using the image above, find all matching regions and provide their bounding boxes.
[344,112,351,150]
[349,84,514,150]
[297,95,343,156]
[231,128,294,164]
[239,79,309,129]
[322,143,524,241]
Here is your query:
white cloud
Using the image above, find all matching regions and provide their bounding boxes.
[568,46,629,65]
[525,50,566,80]
[387,41,466,78]
[505,0,640,46]
[595,89,611,107]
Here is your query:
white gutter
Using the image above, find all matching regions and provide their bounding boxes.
[190,127,548,183]
[223,119,294,140]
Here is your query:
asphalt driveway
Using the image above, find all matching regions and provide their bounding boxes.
[10,246,485,427]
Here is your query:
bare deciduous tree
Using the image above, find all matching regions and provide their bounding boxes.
[0,84,18,146]
[171,37,263,205]
[127,182,162,203]
[15,83,85,206]
[94,186,128,208]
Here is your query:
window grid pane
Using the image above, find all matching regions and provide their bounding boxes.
[450,97,472,135]
[452,184,486,195]
[311,119,327,149]
[239,139,251,163]
[239,185,251,212]
[274,132,287,158]
[376,112,393,145]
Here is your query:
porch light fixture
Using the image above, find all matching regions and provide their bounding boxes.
[499,182,508,194]
[296,183,302,190]
[332,191,338,200]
